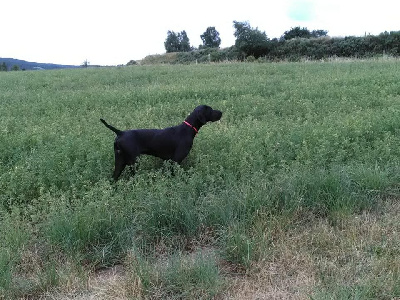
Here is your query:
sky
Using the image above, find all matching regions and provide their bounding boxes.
[1,0,399,66]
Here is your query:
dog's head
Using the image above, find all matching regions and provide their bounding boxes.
[194,105,222,124]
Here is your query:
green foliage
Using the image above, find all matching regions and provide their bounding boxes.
[127,250,223,298]
[267,31,400,61]
[282,26,328,40]
[154,29,400,65]
[126,59,138,66]
[0,62,7,71]
[176,47,238,64]
[160,253,222,298]
[0,208,32,298]
[220,222,255,268]
[44,184,135,267]
[143,47,239,65]
[200,26,221,49]
[165,31,180,52]
[233,21,270,58]
[165,30,191,53]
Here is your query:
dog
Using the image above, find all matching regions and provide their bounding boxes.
[101,105,222,180]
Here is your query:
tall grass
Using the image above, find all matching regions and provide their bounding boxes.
[1,61,400,298]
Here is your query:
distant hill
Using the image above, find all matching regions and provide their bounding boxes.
[0,58,80,71]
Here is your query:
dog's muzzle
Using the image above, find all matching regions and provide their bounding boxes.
[211,110,222,122]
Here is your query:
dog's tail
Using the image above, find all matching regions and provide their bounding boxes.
[100,119,123,136]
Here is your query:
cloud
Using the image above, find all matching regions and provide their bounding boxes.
[288,0,315,21]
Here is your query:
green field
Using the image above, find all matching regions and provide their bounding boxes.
[1,60,400,299]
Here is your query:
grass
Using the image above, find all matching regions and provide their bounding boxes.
[127,250,223,299]
[1,60,400,298]
[223,199,400,299]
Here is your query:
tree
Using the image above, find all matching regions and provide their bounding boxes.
[282,27,311,40]
[0,62,7,71]
[200,27,221,48]
[233,21,270,58]
[165,30,192,53]
[126,60,137,66]
[11,65,20,71]
[82,59,90,68]
[165,31,180,52]
[311,29,328,38]
[179,30,191,52]
[282,27,328,40]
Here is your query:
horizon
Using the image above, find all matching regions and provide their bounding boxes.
[2,29,399,67]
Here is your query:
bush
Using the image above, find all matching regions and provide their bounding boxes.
[126,60,137,66]
[141,31,400,65]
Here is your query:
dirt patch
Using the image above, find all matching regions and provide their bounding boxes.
[43,265,128,300]
[222,245,316,299]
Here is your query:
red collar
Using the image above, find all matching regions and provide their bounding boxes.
[183,121,198,134]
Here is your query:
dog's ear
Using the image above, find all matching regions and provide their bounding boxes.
[196,105,211,124]
[198,110,207,124]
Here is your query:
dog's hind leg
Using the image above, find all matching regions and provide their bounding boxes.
[113,144,127,181]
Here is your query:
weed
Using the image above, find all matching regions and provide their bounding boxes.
[1,61,400,297]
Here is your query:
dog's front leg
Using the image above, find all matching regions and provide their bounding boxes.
[172,143,192,164]
[113,152,127,181]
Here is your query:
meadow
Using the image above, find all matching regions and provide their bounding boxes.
[1,60,400,299]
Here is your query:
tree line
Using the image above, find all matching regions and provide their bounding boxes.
[0,62,21,71]
[162,21,400,63]
[165,27,221,52]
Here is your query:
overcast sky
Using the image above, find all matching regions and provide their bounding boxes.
[1,0,399,66]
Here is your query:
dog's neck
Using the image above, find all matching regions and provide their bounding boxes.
[183,120,199,136]
[184,115,205,135]
[183,120,198,134]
